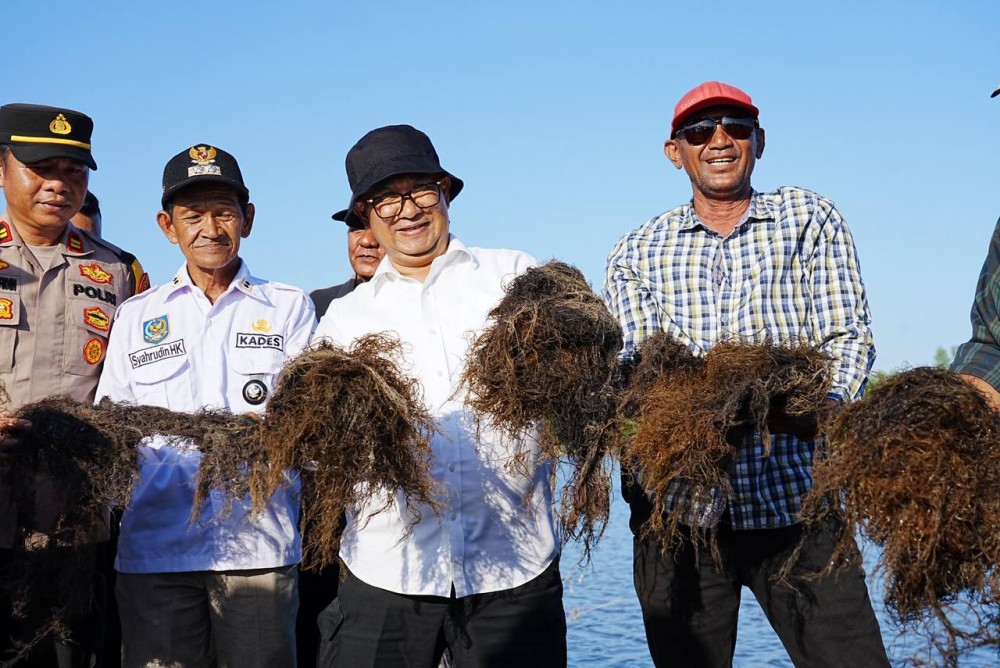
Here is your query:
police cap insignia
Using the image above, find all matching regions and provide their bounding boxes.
[161,143,249,209]
[0,103,97,170]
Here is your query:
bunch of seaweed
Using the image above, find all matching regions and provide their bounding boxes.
[255,335,438,570]
[459,261,624,557]
[800,366,1000,662]
[624,334,833,559]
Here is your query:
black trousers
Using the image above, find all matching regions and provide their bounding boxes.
[0,544,102,668]
[633,518,890,668]
[318,559,567,668]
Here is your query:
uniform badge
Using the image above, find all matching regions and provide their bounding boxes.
[188,145,221,177]
[67,231,85,253]
[0,261,9,271]
[251,319,271,333]
[143,315,169,343]
[0,222,11,244]
[240,279,253,291]
[0,298,12,320]
[84,306,111,332]
[242,379,268,405]
[49,114,73,135]
[137,272,150,294]
[79,263,113,285]
[84,338,104,365]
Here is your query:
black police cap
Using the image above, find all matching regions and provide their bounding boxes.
[161,144,249,209]
[0,103,97,170]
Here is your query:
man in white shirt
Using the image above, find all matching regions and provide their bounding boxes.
[96,144,315,668]
[314,125,566,668]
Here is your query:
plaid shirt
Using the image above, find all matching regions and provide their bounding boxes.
[951,217,1000,386]
[604,186,875,530]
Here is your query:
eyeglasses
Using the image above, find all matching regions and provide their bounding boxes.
[365,181,443,220]
[674,116,757,146]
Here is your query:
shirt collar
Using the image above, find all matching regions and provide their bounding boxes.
[0,213,93,256]
[369,234,476,294]
[675,190,775,232]
[166,259,273,306]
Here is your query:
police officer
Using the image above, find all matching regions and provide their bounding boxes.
[0,103,146,667]
[96,144,315,668]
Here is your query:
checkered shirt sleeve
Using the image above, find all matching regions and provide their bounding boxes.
[951,217,1000,390]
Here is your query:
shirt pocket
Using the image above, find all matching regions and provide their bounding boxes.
[130,352,194,411]
[0,294,21,373]
[63,289,115,376]
[228,348,284,414]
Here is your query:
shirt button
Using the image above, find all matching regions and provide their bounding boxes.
[448,464,456,472]
[450,513,457,521]
[436,370,444,377]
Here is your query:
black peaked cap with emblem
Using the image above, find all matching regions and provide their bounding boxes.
[0,103,97,170]
[333,124,463,227]
[161,144,249,209]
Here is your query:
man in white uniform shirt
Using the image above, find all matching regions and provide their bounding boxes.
[314,125,565,668]
[96,144,315,667]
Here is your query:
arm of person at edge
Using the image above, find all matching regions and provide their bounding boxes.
[766,199,875,440]
[951,217,1000,412]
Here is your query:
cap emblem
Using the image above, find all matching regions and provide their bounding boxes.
[188,145,221,177]
[48,114,72,135]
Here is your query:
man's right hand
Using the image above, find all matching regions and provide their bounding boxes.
[0,409,32,452]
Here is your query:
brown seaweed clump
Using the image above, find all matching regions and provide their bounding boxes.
[801,367,1000,657]
[459,261,624,558]
[255,335,439,570]
[3,397,254,665]
[624,334,833,558]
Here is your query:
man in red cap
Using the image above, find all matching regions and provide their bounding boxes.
[604,82,889,666]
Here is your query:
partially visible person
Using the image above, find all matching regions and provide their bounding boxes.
[96,144,315,668]
[298,215,383,666]
[604,81,889,667]
[309,214,384,318]
[0,103,146,668]
[952,88,1000,410]
[314,125,564,668]
[71,191,102,236]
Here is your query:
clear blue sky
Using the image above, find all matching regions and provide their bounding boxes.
[3,0,997,372]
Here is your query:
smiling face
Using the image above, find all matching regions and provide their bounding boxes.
[355,173,451,280]
[0,149,89,243]
[157,183,254,280]
[347,224,384,280]
[664,105,765,203]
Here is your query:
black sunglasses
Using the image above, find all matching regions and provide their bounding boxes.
[675,116,757,145]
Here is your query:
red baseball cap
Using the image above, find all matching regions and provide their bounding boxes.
[670,81,759,136]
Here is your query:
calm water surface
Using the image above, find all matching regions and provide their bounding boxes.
[560,467,998,667]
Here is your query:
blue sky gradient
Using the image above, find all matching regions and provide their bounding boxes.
[3,0,998,371]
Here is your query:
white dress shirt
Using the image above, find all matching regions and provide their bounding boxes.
[96,261,316,573]
[314,236,559,597]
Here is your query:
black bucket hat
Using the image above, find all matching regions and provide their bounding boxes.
[333,124,463,226]
[161,144,249,209]
[0,103,97,170]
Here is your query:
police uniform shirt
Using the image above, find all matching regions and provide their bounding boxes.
[0,215,146,547]
[313,236,559,598]
[96,261,316,573]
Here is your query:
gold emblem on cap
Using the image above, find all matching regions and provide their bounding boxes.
[189,145,218,165]
[49,114,72,135]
